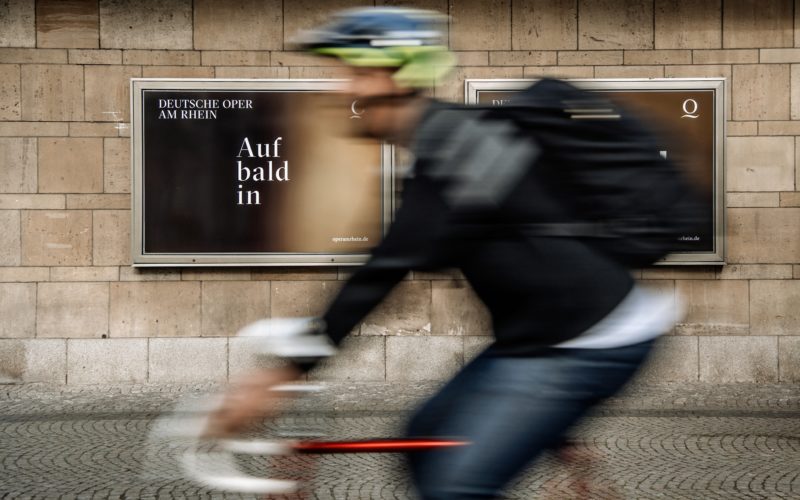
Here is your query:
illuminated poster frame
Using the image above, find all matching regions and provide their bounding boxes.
[465,78,726,265]
[131,79,394,267]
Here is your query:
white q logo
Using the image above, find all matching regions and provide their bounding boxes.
[681,99,699,119]
[350,100,364,119]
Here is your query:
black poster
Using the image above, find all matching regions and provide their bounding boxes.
[472,82,724,263]
[133,83,388,265]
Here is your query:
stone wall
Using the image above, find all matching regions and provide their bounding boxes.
[1,0,799,385]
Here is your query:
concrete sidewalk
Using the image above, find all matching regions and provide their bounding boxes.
[2,382,800,499]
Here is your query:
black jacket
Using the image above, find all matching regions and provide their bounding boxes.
[321,101,634,356]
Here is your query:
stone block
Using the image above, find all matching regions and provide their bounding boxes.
[0,210,20,266]
[386,336,463,381]
[228,336,290,379]
[728,208,800,263]
[727,193,779,207]
[252,267,338,281]
[638,337,699,383]
[121,49,199,66]
[0,267,49,282]
[654,0,721,49]
[69,123,120,137]
[38,138,103,193]
[692,49,757,64]
[781,192,800,207]
[762,48,800,63]
[93,210,130,266]
[110,281,200,337]
[0,0,35,47]
[0,48,66,63]
[271,51,339,67]
[20,64,84,121]
[453,51,489,66]
[0,339,66,383]
[699,336,778,383]
[0,137,36,193]
[84,65,141,122]
[50,266,118,282]
[722,0,792,48]
[180,269,251,281]
[792,65,800,120]
[464,336,493,361]
[449,0,511,50]
[0,64,20,120]
[201,51,271,67]
[67,338,147,384]
[750,280,800,336]
[594,66,664,78]
[732,64,790,121]
[148,338,227,383]
[36,0,99,49]
[778,337,800,382]
[201,281,269,337]
[0,283,36,338]
[119,266,180,281]
[283,0,364,46]
[0,122,68,136]
[99,0,192,50]
[104,138,130,194]
[623,50,692,65]
[310,336,385,381]
[431,280,491,335]
[727,137,794,191]
[194,0,282,50]
[361,281,431,336]
[557,50,623,66]
[523,66,594,79]
[692,49,758,64]
[37,282,109,338]
[578,0,653,50]
[674,280,749,335]
[436,66,523,102]
[511,0,576,50]
[489,51,557,66]
[215,66,290,79]
[68,49,121,64]
[286,66,346,79]
[727,121,757,136]
[758,121,800,135]
[270,280,341,318]
[140,66,215,78]
[67,194,130,209]
[717,264,792,280]
[21,210,92,266]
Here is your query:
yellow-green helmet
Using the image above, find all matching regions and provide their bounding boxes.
[294,8,455,88]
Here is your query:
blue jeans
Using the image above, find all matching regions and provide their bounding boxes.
[405,340,655,499]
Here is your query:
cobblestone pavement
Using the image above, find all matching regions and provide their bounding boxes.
[2,382,800,499]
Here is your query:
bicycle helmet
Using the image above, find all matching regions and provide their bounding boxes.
[294,7,455,88]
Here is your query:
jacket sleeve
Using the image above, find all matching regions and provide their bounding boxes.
[321,176,450,347]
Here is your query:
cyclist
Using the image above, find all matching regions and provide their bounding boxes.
[209,8,680,499]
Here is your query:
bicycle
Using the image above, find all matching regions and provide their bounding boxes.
[150,318,618,499]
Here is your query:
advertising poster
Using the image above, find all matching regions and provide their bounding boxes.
[466,79,725,265]
[131,80,392,266]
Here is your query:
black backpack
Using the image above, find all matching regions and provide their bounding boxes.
[415,78,708,267]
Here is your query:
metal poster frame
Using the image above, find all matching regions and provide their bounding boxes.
[131,79,394,267]
[465,78,726,265]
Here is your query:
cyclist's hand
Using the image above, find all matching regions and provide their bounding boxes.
[204,365,302,438]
